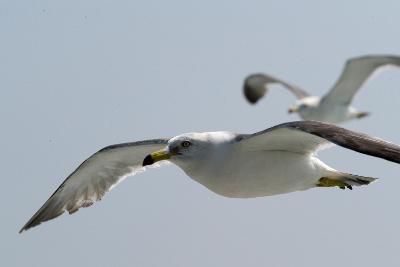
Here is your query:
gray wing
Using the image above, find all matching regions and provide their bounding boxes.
[243,73,310,104]
[20,138,169,233]
[237,121,400,164]
[321,55,400,106]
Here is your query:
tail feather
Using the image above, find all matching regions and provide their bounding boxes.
[317,173,377,190]
[338,173,377,187]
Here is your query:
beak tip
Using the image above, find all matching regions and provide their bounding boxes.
[142,154,154,166]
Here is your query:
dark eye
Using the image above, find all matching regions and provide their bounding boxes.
[181,141,191,148]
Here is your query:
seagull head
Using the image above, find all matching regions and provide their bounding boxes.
[142,132,234,167]
[288,103,307,114]
[288,96,320,115]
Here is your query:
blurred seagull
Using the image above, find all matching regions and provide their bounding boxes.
[244,55,400,123]
[20,121,400,233]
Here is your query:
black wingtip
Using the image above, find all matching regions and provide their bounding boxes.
[243,85,260,104]
[19,220,33,234]
[142,154,154,166]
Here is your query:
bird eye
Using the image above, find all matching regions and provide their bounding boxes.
[181,141,191,148]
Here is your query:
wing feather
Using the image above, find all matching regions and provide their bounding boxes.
[243,73,310,104]
[321,55,400,106]
[20,138,169,233]
[236,122,330,154]
[238,121,400,164]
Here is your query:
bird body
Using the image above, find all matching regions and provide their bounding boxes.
[293,96,359,123]
[183,149,329,198]
[172,132,329,197]
[244,55,400,123]
[20,121,400,233]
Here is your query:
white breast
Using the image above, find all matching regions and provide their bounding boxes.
[182,149,328,198]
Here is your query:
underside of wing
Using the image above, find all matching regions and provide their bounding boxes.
[237,121,400,164]
[243,73,310,104]
[236,122,330,154]
[20,138,169,233]
[321,55,400,106]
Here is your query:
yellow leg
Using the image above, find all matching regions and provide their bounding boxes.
[316,177,352,190]
[356,111,369,119]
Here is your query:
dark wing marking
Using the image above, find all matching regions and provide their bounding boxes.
[243,73,310,104]
[238,120,400,164]
[284,121,400,163]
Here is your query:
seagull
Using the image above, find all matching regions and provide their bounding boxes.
[20,121,400,233]
[243,55,400,124]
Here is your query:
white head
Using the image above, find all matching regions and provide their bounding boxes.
[142,132,235,169]
[287,96,320,118]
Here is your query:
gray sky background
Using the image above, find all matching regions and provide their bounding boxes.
[2,1,400,266]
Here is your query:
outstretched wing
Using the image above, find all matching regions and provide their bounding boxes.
[237,121,400,164]
[321,55,400,106]
[243,73,310,104]
[20,138,169,233]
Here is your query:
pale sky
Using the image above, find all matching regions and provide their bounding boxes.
[2,1,400,266]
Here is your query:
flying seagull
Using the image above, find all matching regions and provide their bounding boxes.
[243,55,400,124]
[20,121,400,233]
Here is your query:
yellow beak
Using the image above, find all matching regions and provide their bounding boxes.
[288,106,299,113]
[142,149,174,166]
